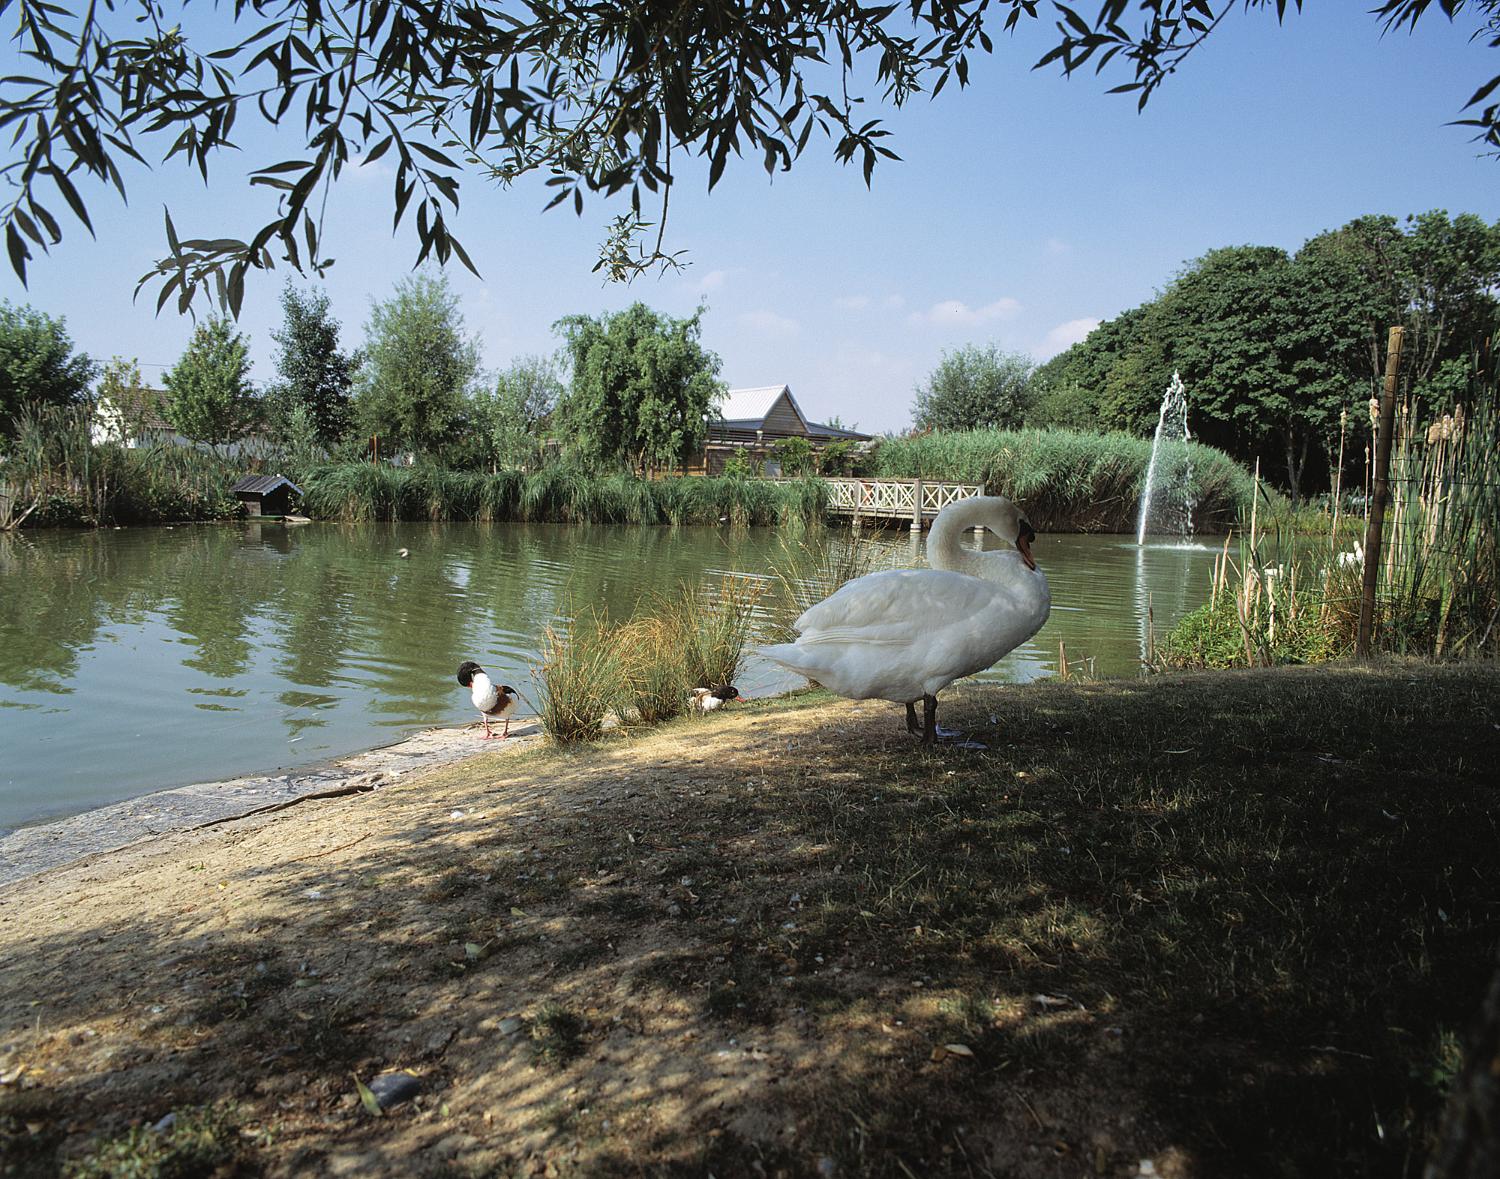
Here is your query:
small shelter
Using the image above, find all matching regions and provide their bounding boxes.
[231,475,303,518]
[691,385,869,475]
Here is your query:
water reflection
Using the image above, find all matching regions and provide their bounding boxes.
[0,521,1225,830]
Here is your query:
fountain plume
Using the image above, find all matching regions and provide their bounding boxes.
[1137,371,1196,544]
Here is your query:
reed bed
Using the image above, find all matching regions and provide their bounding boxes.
[871,427,1253,532]
[298,464,828,527]
[1161,399,1500,666]
[1,403,239,527]
[759,525,907,645]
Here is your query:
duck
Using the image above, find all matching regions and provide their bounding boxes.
[456,660,518,739]
[690,684,744,713]
[758,495,1050,745]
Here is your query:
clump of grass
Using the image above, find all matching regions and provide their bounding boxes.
[528,1003,588,1067]
[673,575,762,689]
[64,1103,258,1179]
[532,609,621,743]
[616,610,693,724]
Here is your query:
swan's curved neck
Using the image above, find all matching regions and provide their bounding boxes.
[927,497,1006,575]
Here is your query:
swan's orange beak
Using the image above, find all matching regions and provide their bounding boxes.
[1017,522,1037,571]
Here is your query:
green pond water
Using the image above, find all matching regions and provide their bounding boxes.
[0,520,1223,832]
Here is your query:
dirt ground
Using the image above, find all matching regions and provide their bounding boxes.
[4,665,1496,1178]
[0,691,1178,1178]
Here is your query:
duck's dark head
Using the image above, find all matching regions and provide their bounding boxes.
[456,660,483,687]
[713,684,743,702]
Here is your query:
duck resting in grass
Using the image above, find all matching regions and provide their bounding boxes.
[456,660,518,739]
[690,684,744,713]
[758,495,1049,746]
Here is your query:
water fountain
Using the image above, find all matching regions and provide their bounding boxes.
[1136,371,1196,544]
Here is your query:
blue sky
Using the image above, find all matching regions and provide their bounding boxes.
[3,4,1498,434]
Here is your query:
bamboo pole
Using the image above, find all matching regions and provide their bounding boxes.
[1357,326,1404,657]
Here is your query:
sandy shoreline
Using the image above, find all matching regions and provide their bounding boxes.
[0,720,542,888]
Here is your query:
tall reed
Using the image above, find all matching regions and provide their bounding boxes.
[1161,398,1500,665]
[673,575,763,689]
[299,464,828,528]
[531,610,621,743]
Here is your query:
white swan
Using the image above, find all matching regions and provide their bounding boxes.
[759,495,1050,744]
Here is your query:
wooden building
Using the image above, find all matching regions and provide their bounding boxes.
[690,385,869,475]
[231,475,303,518]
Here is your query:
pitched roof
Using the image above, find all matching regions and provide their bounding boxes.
[231,475,303,496]
[97,386,173,432]
[715,384,801,425]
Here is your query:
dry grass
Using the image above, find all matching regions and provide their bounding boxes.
[2,662,1497,1178]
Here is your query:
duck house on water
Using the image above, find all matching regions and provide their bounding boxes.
[231,475,303,518]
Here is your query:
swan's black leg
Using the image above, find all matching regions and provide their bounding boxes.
[906,701,922,735]
[922,695,938,746]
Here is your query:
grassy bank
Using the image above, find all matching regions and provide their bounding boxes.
[299,464,828,526]
[2,662,1496,1177]
[870,427,1254,532]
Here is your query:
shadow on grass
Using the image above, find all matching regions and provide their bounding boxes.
[1,662,1497,1177]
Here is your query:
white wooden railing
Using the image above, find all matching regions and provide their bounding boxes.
[776,477,983,528]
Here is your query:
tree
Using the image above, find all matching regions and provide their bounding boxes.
[912,345,1035,432]
[353,272,481,458]
[0,301,95,436]
[474,355,563,472]
[6,2,1498,310]
[265,283,356,450]
[162,317,254,448]
[553,304,724,474]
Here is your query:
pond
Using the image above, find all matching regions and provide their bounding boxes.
[0,520,1224,832]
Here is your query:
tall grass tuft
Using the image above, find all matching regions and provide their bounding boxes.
[531,609,621,743]
[672,575,763,689]
[871,427,1253,532]
[615,610,694,724]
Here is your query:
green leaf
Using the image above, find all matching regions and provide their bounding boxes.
[353,1075,383,1117]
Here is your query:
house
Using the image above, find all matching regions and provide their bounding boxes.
[691,385,870,475]
[90,386,191,450]
[231,474,303,517]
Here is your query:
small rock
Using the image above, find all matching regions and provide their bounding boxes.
[151,1112,177,1133]
[367,1071,422,1110]
[498,1017,523,1036]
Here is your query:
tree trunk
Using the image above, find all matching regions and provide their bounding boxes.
[1283,427,1306,508]
[1426,954,1500,1178]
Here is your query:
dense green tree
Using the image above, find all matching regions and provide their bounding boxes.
[353,272,481,458]
[7,2,1497,309]
[265,283,357,450]
[0,301,95,436]
[553,304,724,475]
[912,345,1035,432]
[162,317,254,448]
[1295,212,1500,408]
[473,355,563,472]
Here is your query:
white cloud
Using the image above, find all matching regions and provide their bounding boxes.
[907,297,1022,328]
[1039,317,1101,356]
[833,294,871,311]
[738,309,800,339]
[882,294,906,311]
[1045,237,1071,256]
[696,268,729,293]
